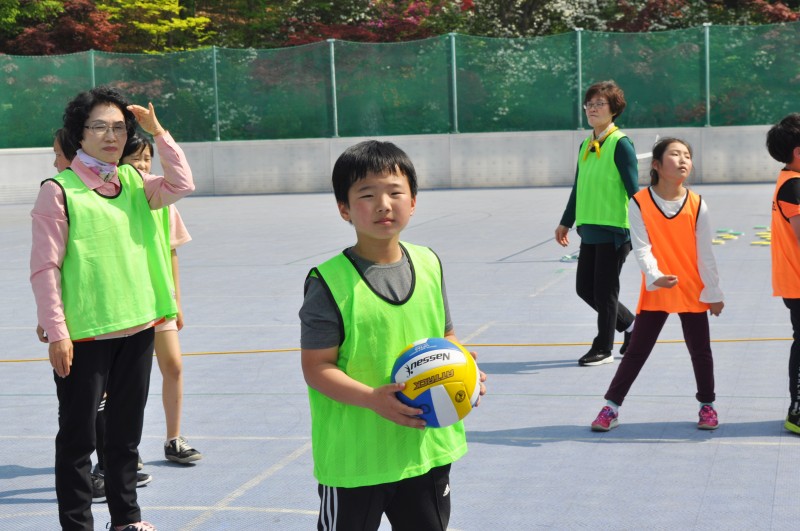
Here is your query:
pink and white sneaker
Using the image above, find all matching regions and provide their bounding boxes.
[698,405,719,430]
[591,406,619,432]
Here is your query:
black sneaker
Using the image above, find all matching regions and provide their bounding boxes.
[165,436,203,464]
[137,454,143,471]
[785,411,800,434]
[578,349,613,366]
[91,473,106,503]
[620,331,632,356]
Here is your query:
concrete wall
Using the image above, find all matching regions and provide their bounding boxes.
[0,125,780,205]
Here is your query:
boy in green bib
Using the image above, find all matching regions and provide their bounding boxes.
[299,140,486,530]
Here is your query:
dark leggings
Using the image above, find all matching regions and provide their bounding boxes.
[783,298,800,412]
[576,241,635,352]
[605,310,715,406]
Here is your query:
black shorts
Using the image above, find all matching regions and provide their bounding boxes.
[317,463,452,531]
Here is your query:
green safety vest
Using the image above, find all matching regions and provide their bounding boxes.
[575,129,630,228]
[307,242,467,487]
[49,166,176,340]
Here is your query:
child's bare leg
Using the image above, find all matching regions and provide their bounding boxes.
[155,329,183,440]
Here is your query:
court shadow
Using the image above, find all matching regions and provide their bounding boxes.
[468,420,786,447]
[477,359,578,374]
[143,460,198,469]
[0,486,56,504]
[0,464,52,480]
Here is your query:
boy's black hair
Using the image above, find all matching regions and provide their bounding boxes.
[122,133,154,160]
[62,86,136,153]
[54,127,78,161]
[766,113,800,164]
[650,137,692,185]
[332,140,418,205]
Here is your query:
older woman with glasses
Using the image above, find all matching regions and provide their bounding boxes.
[554,80,639,367]
[30,86,194,531]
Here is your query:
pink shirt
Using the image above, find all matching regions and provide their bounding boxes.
[168,205,191,250]
[30,132,194,343]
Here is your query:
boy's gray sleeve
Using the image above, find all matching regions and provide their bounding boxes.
[442,276,453,333]
[299,276,341,350]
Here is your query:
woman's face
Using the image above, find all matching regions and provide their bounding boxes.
[584,94,614,131]
[122,145,152,174]
[79,103,127,164]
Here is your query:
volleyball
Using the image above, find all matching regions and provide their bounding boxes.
[391,337,481,428]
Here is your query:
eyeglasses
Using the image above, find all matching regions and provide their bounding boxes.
[583,101,609,110]
[84,123,128,137]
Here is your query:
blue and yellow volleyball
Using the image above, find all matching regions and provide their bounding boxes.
[391,337,481,428]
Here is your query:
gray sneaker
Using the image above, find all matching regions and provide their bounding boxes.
[93,463,152,487]
[164,436,203,464]
[91,473,106,503]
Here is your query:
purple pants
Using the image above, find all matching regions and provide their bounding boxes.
[605,310,715,406]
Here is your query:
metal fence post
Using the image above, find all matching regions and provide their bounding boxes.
[328,39,339,138]
[212,46,221,141]
[449,32,459,134]
[703,22,712,127]
[575,28,583,129]
[89,49,96,88]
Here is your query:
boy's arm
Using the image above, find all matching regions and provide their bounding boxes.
[301,346,426,429]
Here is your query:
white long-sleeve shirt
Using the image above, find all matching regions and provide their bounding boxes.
[628,188,724,303]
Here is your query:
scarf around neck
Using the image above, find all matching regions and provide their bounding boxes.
[75,149,118,183]
[583,122,618,161]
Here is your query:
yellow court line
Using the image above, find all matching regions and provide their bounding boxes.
[1,337,793,364]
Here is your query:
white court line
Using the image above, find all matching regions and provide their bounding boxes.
[529,269,570,298]
[460,321,495,344]
[182,440,312,530]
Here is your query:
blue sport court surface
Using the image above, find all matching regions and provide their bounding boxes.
[2,183,800,530]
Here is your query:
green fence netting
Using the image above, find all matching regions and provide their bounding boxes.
[2,22,800,149]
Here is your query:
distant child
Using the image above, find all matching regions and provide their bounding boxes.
[766,114,800,434]
[299,140,486,530]
[119,134,203,464]
[590,138,724,432]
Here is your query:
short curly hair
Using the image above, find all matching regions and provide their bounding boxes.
[62,86,136,153]
[584,80,626,120]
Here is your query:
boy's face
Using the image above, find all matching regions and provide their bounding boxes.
[338,169,416,244]
[53,139,70,172]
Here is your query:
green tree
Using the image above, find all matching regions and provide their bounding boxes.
[98,0,214,52]
[2,0,119,55]
[0,0,63,45]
